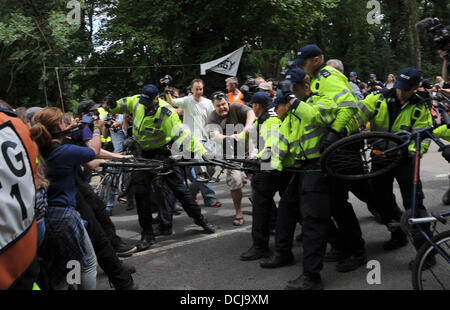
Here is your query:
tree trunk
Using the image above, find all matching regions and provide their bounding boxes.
[408,0,422,70]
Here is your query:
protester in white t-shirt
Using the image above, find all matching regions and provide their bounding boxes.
[173,79,215,141]
[172,79,222,208]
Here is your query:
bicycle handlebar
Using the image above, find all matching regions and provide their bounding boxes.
[99,161,164,169]
[100,156,323,174]
[226,158,261,166]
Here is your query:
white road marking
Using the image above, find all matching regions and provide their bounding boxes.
[436,174,449,178]
[110,215,139,223]
[129,226,252,258]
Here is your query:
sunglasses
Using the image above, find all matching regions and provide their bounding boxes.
[213,92,226,100]
[212,92,226,100]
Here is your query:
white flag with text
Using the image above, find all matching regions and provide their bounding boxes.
[200,46,245,76]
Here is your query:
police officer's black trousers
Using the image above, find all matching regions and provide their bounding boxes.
[274,174,300,255]
[251,170,290,249]
[328,177,367,256]
[371,157,430,250]
[275,162,331,276]
[133,165,203,235]
[327,137,375,256]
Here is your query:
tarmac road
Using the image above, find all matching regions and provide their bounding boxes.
[96,144,449,290]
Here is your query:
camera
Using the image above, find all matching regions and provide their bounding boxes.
[160,75,173,87]
[279,80,296,102]
[281,61,296,79]
[81,111,99,124]
[104,116,114,129]
[240,77,259,103]
[416,17,450,58]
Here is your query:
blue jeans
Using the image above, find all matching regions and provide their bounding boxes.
[105,168,119,211]
[79,225,97,290]
[54,225,97,290]
[109,129,126,153]
[188,139,218,205]
[106,181,116,211]
[189,168,217,205]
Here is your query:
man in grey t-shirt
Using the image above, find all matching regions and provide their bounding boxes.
[207,92,256,226]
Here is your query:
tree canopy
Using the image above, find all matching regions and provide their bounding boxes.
[0,0,448,110]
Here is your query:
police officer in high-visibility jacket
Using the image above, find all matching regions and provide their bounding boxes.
[293,44,359,145]
[435,124,450,142]
[357,68,434,252]
[106,85,216,252]
[264,69,336,290]
[294,46,371,272]
[239,92,290,262]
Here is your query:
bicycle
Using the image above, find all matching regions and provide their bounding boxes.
[96,157,168,206]
[320,103,450,290]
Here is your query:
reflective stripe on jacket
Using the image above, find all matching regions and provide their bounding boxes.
[111,96,205,156]
[271,96,329,171]
[358,92,433,153]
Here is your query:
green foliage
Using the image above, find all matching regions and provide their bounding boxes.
[0,0,448,109]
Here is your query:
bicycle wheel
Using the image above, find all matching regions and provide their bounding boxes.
[320,132,408,180]
[412,230,450,290]
[95,173,108,195]
[117,170,131,197]
[99,175,113,205]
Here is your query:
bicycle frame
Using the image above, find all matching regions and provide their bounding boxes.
[408,127,450,263]
[361,126,450,263]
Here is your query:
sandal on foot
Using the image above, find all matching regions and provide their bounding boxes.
[233,217,244,226]
[118,197,127,204]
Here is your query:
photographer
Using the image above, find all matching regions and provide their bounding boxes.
[417,73,437,99]
[240,78,259,105]
[102,112,127,154]
[367,74,385,93]
[101,111,128,213]
[416,18,450,94]
[74,100,131,170]
[168,87,184,117]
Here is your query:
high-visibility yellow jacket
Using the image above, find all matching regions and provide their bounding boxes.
[271,95,334,171]
[357,91,433,153]
[110,95,205,156]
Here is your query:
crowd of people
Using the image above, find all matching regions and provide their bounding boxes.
[1,45,449,290]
